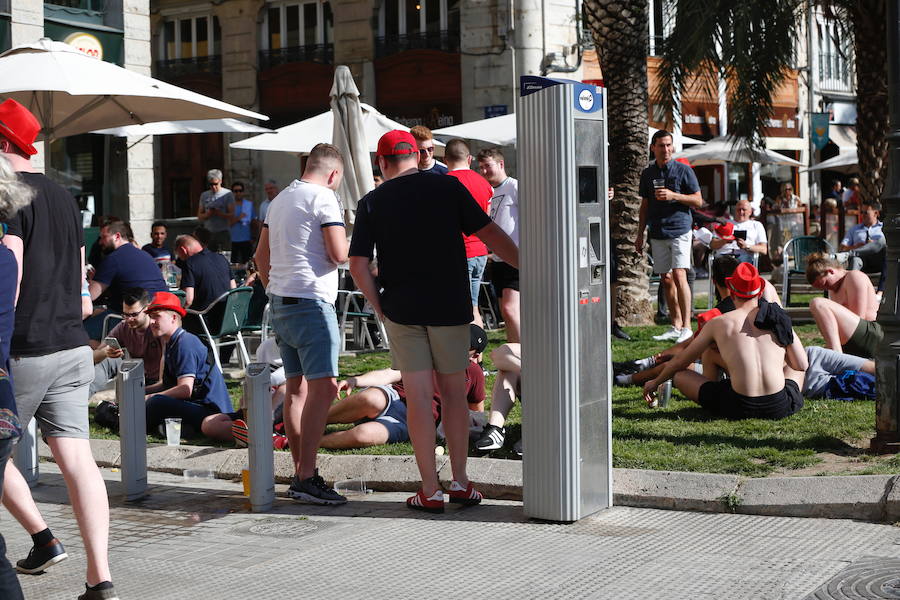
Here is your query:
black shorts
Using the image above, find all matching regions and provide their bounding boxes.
[489,260,519,294]
[698,379,803,420]
[610,243,619,284]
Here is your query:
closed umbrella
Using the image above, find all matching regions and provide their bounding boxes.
[0,38,267,140]
[329,66,373,220]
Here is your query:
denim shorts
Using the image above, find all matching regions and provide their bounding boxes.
[358,385,409,444]
[467,255,488,306]
[270,294,340,380]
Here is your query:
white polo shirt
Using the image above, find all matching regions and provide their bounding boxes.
[265,179,345,303]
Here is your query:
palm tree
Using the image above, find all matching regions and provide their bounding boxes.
[654,0,887,204]
[582,0,656,325]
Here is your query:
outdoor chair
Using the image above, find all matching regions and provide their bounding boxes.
[478,280,502,330]
[781,236,834,306]
[186,286,253,373]
[336,289,388,352]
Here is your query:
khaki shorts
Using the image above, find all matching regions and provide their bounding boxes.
[383,317,470,374]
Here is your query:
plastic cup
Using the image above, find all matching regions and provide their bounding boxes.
[333,478,368,497]
[241,468,251,497]
[164,418,181,446]
[653,178,666,189]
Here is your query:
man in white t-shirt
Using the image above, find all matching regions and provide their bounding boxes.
[254,143,349,506]
[710,200,767,265]
[477,147,520,343]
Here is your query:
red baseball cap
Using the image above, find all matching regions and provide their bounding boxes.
[145,291,186,317]
[376,130,418,157]
[726,262,764,299]
[715,222,735,241]
[0,99,39,156]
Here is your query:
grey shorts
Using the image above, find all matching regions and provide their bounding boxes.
[10,346,94,439]
[650,231,692,273]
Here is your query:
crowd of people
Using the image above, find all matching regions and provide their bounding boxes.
[0,92,885,597]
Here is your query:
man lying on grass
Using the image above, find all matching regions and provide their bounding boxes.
[642,263,808,420]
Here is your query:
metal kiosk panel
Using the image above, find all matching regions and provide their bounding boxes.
[519,76,612,522]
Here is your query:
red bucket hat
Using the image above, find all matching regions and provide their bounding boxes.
[376,130,418,157]
[715,221,735,241]
[145,291,186,317]
[726,262,764,299]
[0,99,40,156]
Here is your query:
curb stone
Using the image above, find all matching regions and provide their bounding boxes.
[36,439,900,523]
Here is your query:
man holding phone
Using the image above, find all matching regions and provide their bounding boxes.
[710,199,768,265]
[89,288,163,397]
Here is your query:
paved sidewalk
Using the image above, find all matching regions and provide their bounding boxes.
[4,464,900,599]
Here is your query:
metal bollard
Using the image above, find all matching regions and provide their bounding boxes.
[117,359,147,501]
[245,362,274,512]
[13,418,39,487]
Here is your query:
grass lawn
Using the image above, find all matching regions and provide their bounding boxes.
[91,325,900,477]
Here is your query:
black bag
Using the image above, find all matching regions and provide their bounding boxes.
[94,400,120,431]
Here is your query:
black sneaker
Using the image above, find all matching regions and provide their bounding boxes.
[77,582,119,600]
[513,438,523,457]
[612,323,632,340]
[474,424,506,451]
[15,538,68,574]
[286,470,347,505]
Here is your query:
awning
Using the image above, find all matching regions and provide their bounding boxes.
[765,136,806,151]
[828,124,857,153]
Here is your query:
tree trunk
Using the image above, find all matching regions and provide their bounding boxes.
[849,0,888,205]
[583,0,654,325]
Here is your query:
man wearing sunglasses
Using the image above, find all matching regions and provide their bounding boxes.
[410,125,448,174]
[89,288,163,396]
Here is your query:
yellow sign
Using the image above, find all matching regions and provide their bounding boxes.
[64,32,103,60]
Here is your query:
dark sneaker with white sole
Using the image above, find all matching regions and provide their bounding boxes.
[77,581,120,600]
[474,424,506,452]
[286,470,347,505]
[15,538,68,574]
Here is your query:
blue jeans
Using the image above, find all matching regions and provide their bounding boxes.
[467,255,488,305]
[0,437,24,599]
[270,295,340,380]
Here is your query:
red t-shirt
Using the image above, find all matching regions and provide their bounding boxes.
[392,361,485,422]
[448,169,492,258]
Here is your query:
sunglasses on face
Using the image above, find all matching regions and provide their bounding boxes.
[418,147,434,155]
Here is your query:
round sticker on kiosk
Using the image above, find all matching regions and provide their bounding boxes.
[578,89,595,111]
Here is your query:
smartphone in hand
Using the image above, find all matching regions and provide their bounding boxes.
[102,337,121,351]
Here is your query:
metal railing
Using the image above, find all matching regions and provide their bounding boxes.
[375,30,460,57]
[155,55,222,80]
[818,52,854,93]
[258,44,334,69]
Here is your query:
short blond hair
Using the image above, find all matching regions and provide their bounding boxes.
[805,252,841,285]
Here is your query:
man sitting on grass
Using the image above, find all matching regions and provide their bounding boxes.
[615,255,779,387]
[143,291,236,440]
[642,263,808,420]
[806,252,882,357]
[319,325,487,450]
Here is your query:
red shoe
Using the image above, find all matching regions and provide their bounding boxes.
[406,489,444,513]
[231,419,249,448]
[447,480,483,506]
[272,433,289,450]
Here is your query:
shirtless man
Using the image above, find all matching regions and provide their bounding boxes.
[642,263,808,420]
[806,252,882,357]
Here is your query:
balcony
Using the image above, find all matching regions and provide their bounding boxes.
[155,55,222,81]
[818,52,854,94]
[375,30,460,58]
[259,44,334,69]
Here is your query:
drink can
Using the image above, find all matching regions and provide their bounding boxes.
[656,380,672,408]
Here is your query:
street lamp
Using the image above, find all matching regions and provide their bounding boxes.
[872,1,900,453]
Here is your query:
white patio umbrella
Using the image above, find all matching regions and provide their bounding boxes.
[91,118,273,137]
[804,149,858,173]
[674,136,803,166]
[329,66,373,219]
[229,103,437,154]
[0,38,267,140]
[433,114,706,147]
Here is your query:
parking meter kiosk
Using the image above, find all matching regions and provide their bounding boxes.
[519,76,612,522]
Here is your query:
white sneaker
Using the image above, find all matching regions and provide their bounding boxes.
[652,326,681,341]
[676,328,693,343]
[834,251,851,265]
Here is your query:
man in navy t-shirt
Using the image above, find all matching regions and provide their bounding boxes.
[144,292,233,440]
[89,220,167,310]
[174,234,235,340]
[141,221,172,266]
[410,125,448,175]
[637,130,702,344]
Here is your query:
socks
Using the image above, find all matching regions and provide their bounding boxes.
[31,528,54,547]
[636,356,657,370]
[614,374,633,386]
